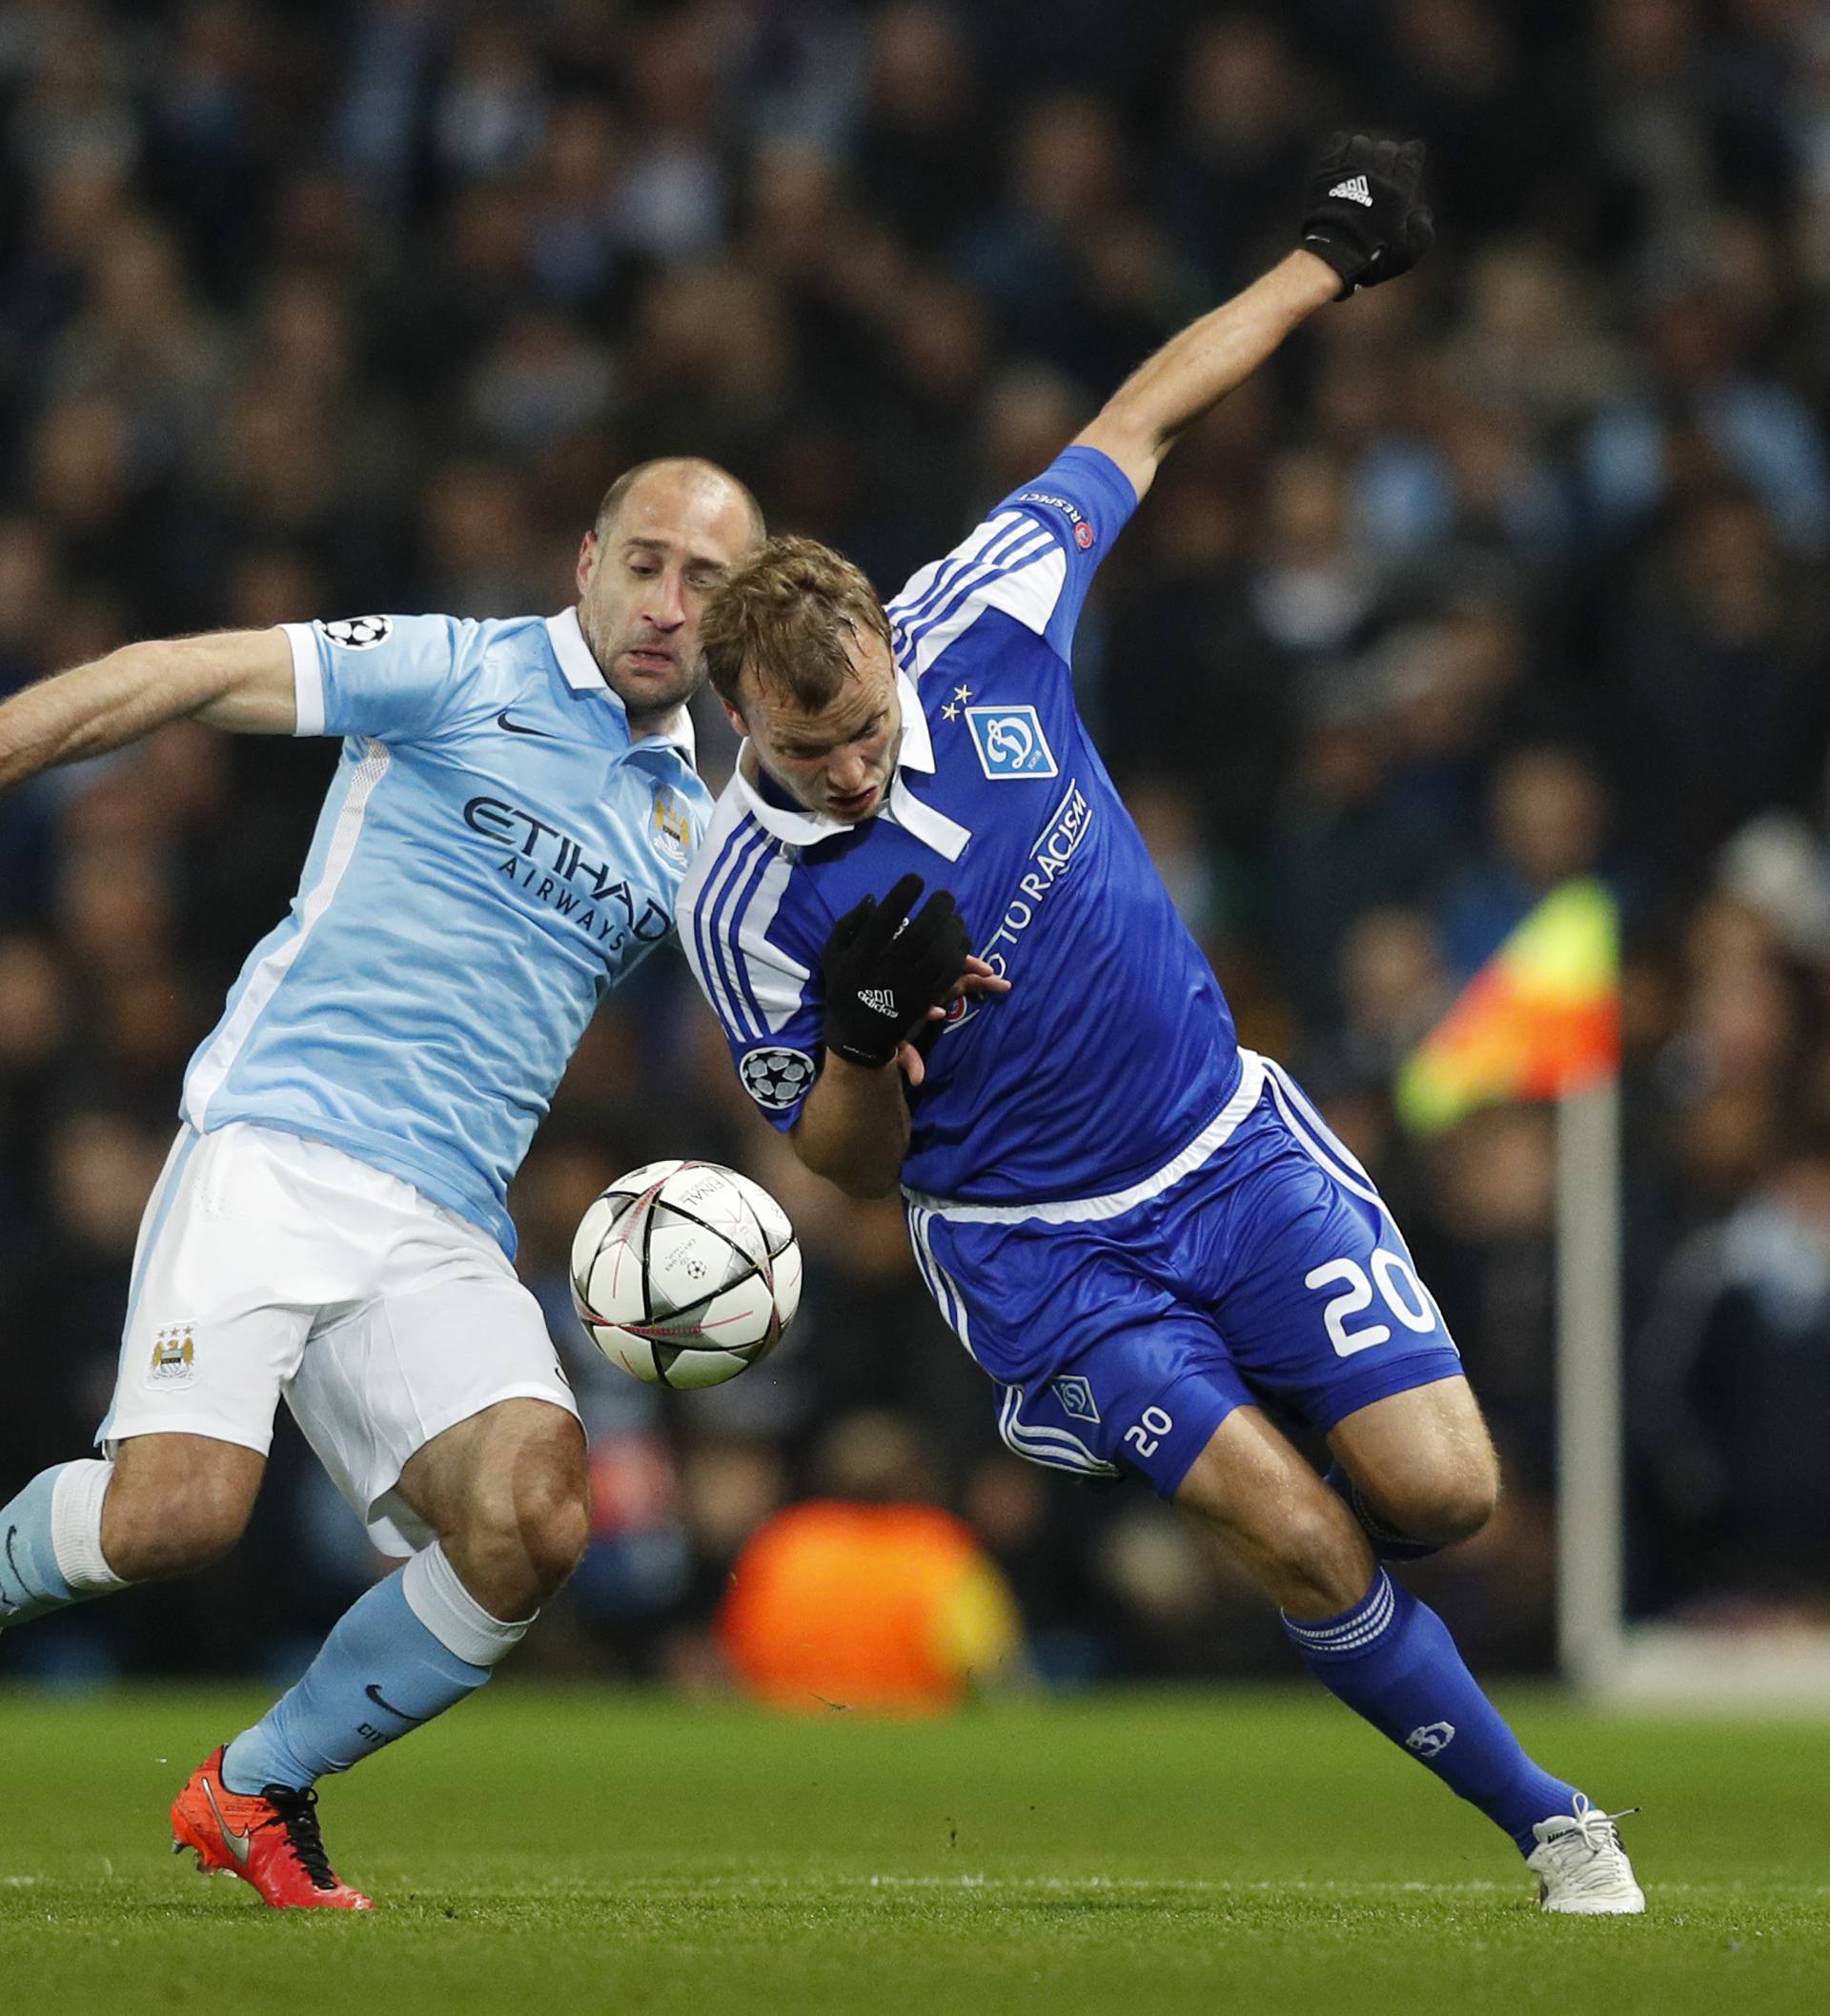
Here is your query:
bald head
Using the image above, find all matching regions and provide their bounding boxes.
[576,457,765,736]
[594,457,765,549]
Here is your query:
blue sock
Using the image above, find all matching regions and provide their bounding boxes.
[222,1566,490,1793]
[1321,1460,1443,1562]
[0,1466,80,1628]
[1285,1570,1582,1855]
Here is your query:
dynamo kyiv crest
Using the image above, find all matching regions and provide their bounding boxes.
[966,704,1058,780]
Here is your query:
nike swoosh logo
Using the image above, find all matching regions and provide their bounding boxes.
[364,1681,429,1725]
[202,1777,254,1865]
[1,1526,25,1611]
[497,710,558,739]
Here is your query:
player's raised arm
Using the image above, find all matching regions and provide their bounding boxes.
[1077,133,1434,502]
[0,627,297,790]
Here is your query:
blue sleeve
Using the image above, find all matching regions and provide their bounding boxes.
[281,613,474,743]
[680,836,826,1133]
[887,446,1138,677]
[992,445,1138,659]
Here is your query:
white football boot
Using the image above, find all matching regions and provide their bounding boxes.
[1527,1795,1645,1915]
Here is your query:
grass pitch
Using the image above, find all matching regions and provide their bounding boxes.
[1,1684,1825,2014]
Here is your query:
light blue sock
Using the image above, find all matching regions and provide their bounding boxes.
[0,1467,75,1627]
[0,1463,123,1629]
[1285,1570,1583,1856]
[222,1552,510,1793]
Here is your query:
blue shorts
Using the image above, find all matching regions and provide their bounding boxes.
[904,1052,1464,1498]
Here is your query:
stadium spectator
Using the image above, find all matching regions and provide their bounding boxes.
[718,1413,1024,1713]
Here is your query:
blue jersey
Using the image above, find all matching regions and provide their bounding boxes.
[680,446,1240,1206]
[181,608,711,1255]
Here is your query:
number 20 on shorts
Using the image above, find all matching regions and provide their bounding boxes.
[1305,1250,1436,1356]
[1124,1406,1176,1459]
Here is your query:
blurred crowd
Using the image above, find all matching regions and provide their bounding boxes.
[5,0,1830,1688]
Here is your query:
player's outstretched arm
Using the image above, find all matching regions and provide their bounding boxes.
[1077,133,1433,502]
[0,628,298,791]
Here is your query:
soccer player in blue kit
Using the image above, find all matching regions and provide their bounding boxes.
[681,139,1643,1913]
[0,457,762,1906]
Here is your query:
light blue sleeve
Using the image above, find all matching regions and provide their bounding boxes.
[279,614,475,743]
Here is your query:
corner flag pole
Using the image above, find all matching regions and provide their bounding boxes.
[1394,878,1624,1688]
[1554,1072,1626,1689]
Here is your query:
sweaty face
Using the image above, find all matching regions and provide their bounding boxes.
[735,631,902,825]
[576,472,758,727]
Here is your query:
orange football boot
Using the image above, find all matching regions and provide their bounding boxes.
[171,1746,373,1910]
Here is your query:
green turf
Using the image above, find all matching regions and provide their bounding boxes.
[1,1684,1825,2014]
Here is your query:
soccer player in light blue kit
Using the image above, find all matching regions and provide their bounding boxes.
[681,140,1644,1912]
[0,457,762,1907]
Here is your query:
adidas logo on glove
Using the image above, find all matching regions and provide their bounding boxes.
[1328,174,1373,206]
[860,988,898,1016]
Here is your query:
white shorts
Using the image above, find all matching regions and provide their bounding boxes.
[98,1122,579,1557]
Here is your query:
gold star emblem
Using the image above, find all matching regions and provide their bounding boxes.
[953,684,973,703]
[941,703,960,722]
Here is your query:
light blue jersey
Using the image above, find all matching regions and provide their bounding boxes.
[180,608,711,1256]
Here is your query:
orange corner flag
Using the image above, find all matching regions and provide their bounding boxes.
[1396,878,1619,1135]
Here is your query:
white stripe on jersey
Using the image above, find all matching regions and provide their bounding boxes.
[887,510,1069,680]
[903,1052,1267,1225]
[900,545,1068,679]
[681,817,771,1039]
[900,516,1050,634]
[730,844,808,1035]
[680,800,811,1043]
[889,511,1027,626]
[183,739,393,1128]
[893,523,1056,672]
[706,826,777,1040]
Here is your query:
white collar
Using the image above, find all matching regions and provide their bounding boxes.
[544,606,698,762]
[730,672,970,861]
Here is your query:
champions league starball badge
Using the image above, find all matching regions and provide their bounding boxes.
[740,1047,817,1110]
[322,615,394,649]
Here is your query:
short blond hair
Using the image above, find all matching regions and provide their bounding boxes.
[701,535,890,713]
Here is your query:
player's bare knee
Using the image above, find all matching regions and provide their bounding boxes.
[520,1485,589,1600]
[454,1458,587,1609]
[1268,1499,1374,1616]
[102,1436,259,1580]
[1434,1464,1498,1542]
[104,1473,251,1579]
[504,1417,588,1593]
[1386,1455,1499,1545]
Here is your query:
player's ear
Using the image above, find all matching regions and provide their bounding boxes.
[576,529,601,597]
[719,691,747,739]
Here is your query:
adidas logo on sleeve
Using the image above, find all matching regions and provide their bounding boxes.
[1329,174,1373,206]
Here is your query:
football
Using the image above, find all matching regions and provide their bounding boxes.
[569,1159,802,1388]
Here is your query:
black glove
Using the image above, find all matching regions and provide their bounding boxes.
[821,872,968,1069]
[1299,132,1434,300]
